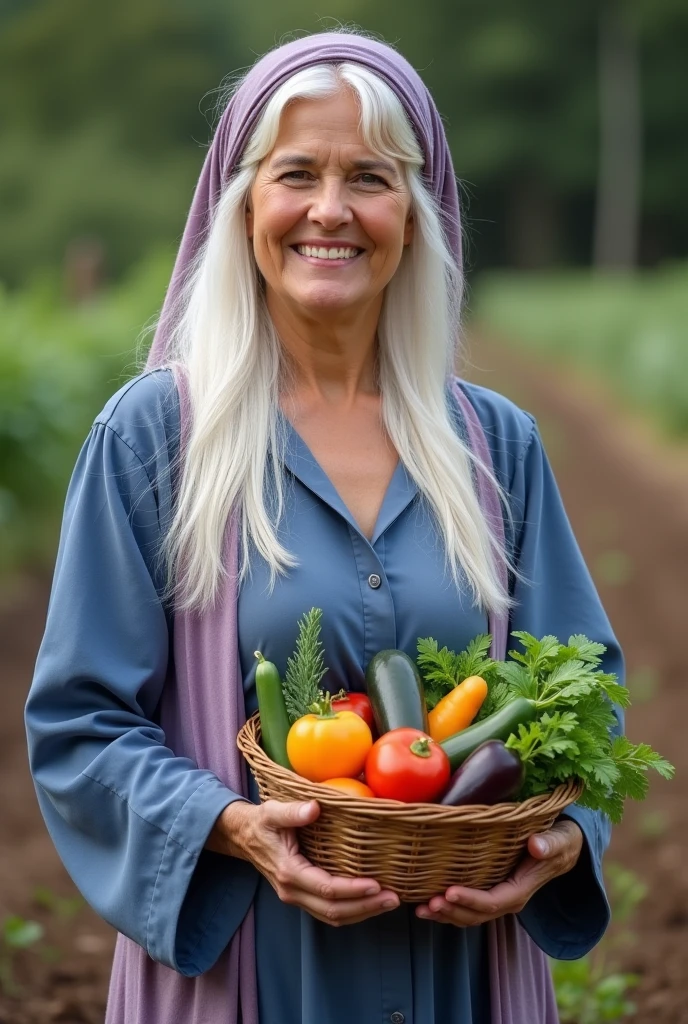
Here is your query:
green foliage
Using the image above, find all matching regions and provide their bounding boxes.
[551,861,647,1023]
[32,885,84,920]
[0,250,171,574]
[283,608,329,723]
[0,915,44,996]
[551,958,639,1024]
[501,631,673,822]
[0,0,236,284]
[472,265,688,436]
[3,0,688,282]
[416,633,496,710]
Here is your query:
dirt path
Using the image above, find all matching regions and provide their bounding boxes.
[1,337,686,1022]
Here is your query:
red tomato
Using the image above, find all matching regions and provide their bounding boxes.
[365,728,450,803]
[331,690,375,734]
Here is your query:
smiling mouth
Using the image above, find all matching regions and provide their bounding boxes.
[293,244,364,260]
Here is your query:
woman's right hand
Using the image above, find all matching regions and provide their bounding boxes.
[207,798,400,926]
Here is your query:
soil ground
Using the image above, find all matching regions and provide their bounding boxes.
[1,336,686,1023]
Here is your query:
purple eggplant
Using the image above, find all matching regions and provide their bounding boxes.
[440,740,524,806]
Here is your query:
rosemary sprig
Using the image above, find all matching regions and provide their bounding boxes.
[283,607,328,723]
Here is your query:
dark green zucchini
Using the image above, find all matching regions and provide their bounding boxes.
[365,649,429,735]
[440,697,536,772]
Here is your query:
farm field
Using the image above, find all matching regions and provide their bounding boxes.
[1,334,687,1023]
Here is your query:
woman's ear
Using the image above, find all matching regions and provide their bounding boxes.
[245,206,254,240]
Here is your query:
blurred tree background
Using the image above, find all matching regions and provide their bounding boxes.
[0,0,687,572]
[2,0,687,285]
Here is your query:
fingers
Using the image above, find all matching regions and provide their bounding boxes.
[284,887,400,927]
[415,822,585,927]
[528,819,583,863]
[261,799,321,830]
[287,858,383,900]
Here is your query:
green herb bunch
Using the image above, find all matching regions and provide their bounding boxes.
[500,632,673,822]
[416,630,674,823]
[283,607,328,723]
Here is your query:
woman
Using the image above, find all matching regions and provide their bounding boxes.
[26,31,621,1024]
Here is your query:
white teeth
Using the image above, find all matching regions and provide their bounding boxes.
[295,245,360,260]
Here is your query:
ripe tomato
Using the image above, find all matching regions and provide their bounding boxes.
[365,728,450,803]
[322,777,376,798]
[331,690,376,734]
[287,701,373,783]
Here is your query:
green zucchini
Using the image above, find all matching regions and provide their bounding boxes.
[440,697,537,772]
[365,649,429,735]
[254,651,292,770]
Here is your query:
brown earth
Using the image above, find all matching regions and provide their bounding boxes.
[1,336,687,1023]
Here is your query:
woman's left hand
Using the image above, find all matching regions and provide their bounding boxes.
[415,819,583,926]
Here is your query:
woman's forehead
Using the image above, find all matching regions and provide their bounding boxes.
[264,91,400,171]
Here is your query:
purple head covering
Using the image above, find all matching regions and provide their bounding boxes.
[146,30,461,370]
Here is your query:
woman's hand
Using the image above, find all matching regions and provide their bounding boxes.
[414,819,583,926]
[208,798,400,926]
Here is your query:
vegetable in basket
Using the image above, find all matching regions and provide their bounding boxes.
[364,728,450,802]
[427,675,488,743]
[365,649,429,734]
[287,692,372,783]
[322,778,376,798]
[440,698,537,771]
[283,607,329,723]
[331,689,375,733]
[253,651,292,770]
[419,631,675,823]
[440,740,524,806]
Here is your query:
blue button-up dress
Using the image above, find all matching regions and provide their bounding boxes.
[26,368,621,1024]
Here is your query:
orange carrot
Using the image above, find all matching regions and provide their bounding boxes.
[427,675,489,743]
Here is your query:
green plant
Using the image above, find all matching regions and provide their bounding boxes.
[32,885,84,920]
[551,863,647,1023]
[472,264,688,438]
[0,915,44,996]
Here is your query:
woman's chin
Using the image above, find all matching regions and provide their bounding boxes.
[287,285,374,318]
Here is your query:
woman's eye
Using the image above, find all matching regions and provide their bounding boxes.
[357,173,387,186]
[281,170,312,183]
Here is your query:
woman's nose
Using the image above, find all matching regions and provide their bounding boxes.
[306,180,353,229]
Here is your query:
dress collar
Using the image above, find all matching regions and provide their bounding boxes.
[277,411,419,547]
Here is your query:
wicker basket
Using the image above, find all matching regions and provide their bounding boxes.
[237,713,583,902]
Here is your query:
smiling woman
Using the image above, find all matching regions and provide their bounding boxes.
[26,29,624,1024]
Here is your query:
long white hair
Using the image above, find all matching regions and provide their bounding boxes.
[160,62,513,614]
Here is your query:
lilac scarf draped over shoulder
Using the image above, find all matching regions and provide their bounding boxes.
[106,30,559,1024]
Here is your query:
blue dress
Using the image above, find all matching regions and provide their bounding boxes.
[26,369,621,1024]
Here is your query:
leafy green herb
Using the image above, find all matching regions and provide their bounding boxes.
[283,607,328,723]
[417,629,674,823]
[417,634,496,710]
[498,632,674,821]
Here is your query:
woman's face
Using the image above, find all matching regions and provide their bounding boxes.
[246,88,414,322]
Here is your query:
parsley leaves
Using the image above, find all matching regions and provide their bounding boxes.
[416,631,674,823]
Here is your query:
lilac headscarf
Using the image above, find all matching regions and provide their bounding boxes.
[146,31,461,370]
[107,30,559,1024]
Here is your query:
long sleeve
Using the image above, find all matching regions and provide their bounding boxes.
[25,375,253,976]
[506,419,623,960]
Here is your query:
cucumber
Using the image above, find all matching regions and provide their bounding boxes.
[365,649,429,735]
[440,698,536,772]
[254,651,292,770]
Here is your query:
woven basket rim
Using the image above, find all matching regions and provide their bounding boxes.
[237,712,583,822]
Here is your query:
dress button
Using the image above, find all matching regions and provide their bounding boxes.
[390,1014,405,1024]
[368,573,382,589]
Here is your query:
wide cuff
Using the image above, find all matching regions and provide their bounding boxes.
[517,804,611,961]
[146,779,258,975]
